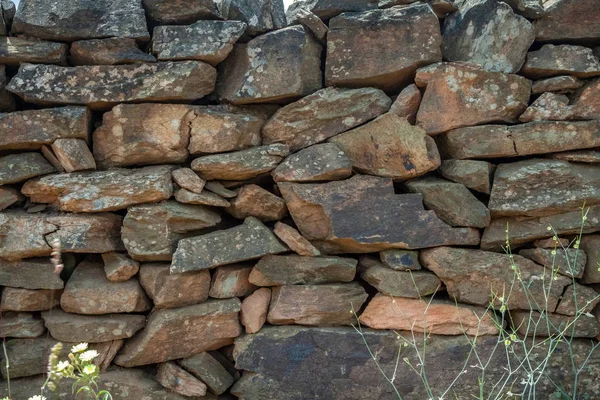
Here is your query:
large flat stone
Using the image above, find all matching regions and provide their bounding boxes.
[143,0,221,24]
[140,263,211,309]
[438,159,494,194]
[0,288,61,312]
[45,213,125,254]
[179,352,235,395]
[360,266,441,298]
[0,312,45,338]
[272,143,353,182]
[286,0,378,20]
[0,152,55,185]
[0,212,56,261]
[534,0,600,43]
[519,248,586,279]
[521,45,600,79]
[70,38,157,65]
[512,311,600,338]
[0,36,67,65]
[218,0,286,36]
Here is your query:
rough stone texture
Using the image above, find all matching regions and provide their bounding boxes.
[172,217,287,273]
[511,311,600,338]
[361,266,441,298]
[532,75,584,95]
[552,150,600,163]
[114,298,242,367]
[360,294,499,335]
[0,37,67,65]
[209,265,256,299]
[218,0,286,36]
[534,237,571,249]
[179,352,235,395]
[0,288,61,312]
[216,26,322,104]
[0,258,63,290]
[191,144,289,180]
[521,45,600,79]
[438,159,494,194]
[329,114,441,181]
[326,4,442,92]
[273,222,321,256]
[11,0,149,41]
[249,255,357,286]
[286,0,378,20]
[122,201,221,262]
[287,7,328,43]
[60,261,151,315]
[205,181,238,198]
[0,152,55,185]
[42,309,145,343]
[7,62,216,109]
[580,235,600,284]
[502,0,544,19]
[379,250,421,271]
[272,143,352,183]
[416,63,531,135]
[0,106,90,151]
[262,87,391,151]
[226,184,287,221]
[534,0,600,43]
[0,66,14,113]
[51,138,96,172]
[0,211,55,260]
[102,252,140,283]
[0,312,45,338]
[240,288,271,334]
[405,177,490,228]
[441,0,534,73]
[0,187,19,211]
[70,38,157,66]
[519,248,586,279]
[140,264,210,309]
[388,83,421,124]
[152,21,246,65]
[279,175,480,253]
[421,247,571,311]
[172,168,206,194]
[489,159,600,218]
[555,283,600,316]
[267,283,367,326]
[143,0,221,24]
[175,188,231,207]
[157,362,208,397]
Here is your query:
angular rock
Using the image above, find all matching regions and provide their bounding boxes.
[0,211,55,260]
[205,181,238,198]
[534,237,571,249]
[70,38,157,65]
[262,87,391,151]
[175,188,230,207]
[250,255,356,286]
[45,213,125,254]
[286,0,378,20]
[51,138,96,172]
[191,144,289,180]
[60,261,151,315]
[0,288,61,312]
[326,4,441,92]
[218,0,286,36]
[421,247,571,311]
[535,0,600,43]
[521,45,600,79]
[0,312,45,338]
[379,250,421,271]
[102,252,140,282]
[438,159,494,194]
[279,175,480,253]
[441,0,534,73]
[140,264,210,309]
[0,65,14,112]
[0,106,90,151]
[157,362,208,397]
[532,76,584,95]
[555,283,600,316]
[287,7,328,43]
[226,184,287,221]
[240,288,271,334]
[42,309,145,343]
[143,0,221,24]
[179,352,235,395]
[11,0,149,41]
[416,63,531,134]
[330,114,440,181]
[0,37,67,65]
[172,217,287,273]
[217,26,321,104]
[552,150,600,163]
[152,21,246,65]
[0,152,55,184]
[502,0,544,19]
[0,187,19,211]
[172,168,206,194]
[360,294,499,335]
[405,177,491,228]
[122,201,221,261]
[272,144,352,183]
[22,166,173,213]
[361,266,441,298]
[580,235,600,284]
[115,298,242,367]
[0,261,63,292]
[511,311,600,338]
[209,265,256,299]
[519,248,586,279]
[8,62,216,109]
[273,222,321,256]
[267,283,367,326]
[388,84,421,124]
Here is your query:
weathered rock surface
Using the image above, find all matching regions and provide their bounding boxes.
[534,237,571,249]
[0,212,56,260]
[421,247,571,311]
[179,352,235,395]
[226,184,287,221]
[267,283,367,326]
[286,6,328,43]
[272,143,352,183]
[218,0,286,36]
[0,152,55,184]
[0,65,14,112]
[51,138,96,172]
[361,266,440,297]
[330,114,440,181]
[0,288,61,312]
[519,248,586,279]
[262,87,391,151]
[286,0,378,20]
[205,181,238,198]
[360,294,499,335]
[0,37,67,65]
[388,83,421,124]
[11,0,149,41]
[140,264,210,309]
[501,0,544,19]
[416,63,531,134]
[22,166,173,213]
[8,62,216,109]
[153,21,246,65]
[157,362,208,397]
[0,257,63,290]
[249,255,357,286]
[240,288,271,334]
[143,0,221,24]
[0,312,45,338]
[102,252,140,282]
[175,188,231,207]
[580,235,600,284]
[511,311,600,338]
[172,217,287,273]
[70,38,157,66]
[553,150,600,163]
[172,168,206,194]
[122,201,221,261]
[534,0,600,43]
[209,265,256,299]
[379,250,421,271]
[60,261,151,315]
[216,26,321,104]
[521,45,600,79]
[273,222,321,256]
[115,298,242,367]
[45,213,125,254]
[326,4,442,92]
[532,75,584,95]
[555,283,600,316]
[279,175,480,253]
[0,187,19,211]
[439,159,494,194]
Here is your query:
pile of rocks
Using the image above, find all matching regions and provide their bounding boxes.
[0,0,599,398]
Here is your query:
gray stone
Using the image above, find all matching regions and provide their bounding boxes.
[205,181,238,198]
[0,152,55,184]
[179,352,234,395]
[0,211,56,260]
[379,250,421,271]
[175,188,230,207]
[555,283,600,316]
[0,258,63,290]
[218,0,286,36]
[143,0,221,24]
[361,266,441,297]
[286,7,327,43]
[511,311,600,338]
[286,0,378,20]
[0,288,61,312]
[272,143,352,183]
[552,150,600,163]
[157,362,208,397]
[519,248,586,279]
[0,312,45,338]
[535,0,600,43]
[70,38,157,66]
[532,76,584,95]
[580,235,600,284]
[0,187,19,211]
[438,159,494,194]
[140,263,211,309]
[521,45,600,79]
[0,36,67,65]
[502,0,544,19]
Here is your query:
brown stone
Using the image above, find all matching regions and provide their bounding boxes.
[438,159,495,194]
[70,38,157,66]
[0,187,20,211]
[217,26,322,104]
[416,62,531,135]
[378,250,421,271]
[140,263,211,309]
[41,145,65,173]
[360,294,499,335]
[22,166,173,213]
[0,65,14,112]
[143,0,221,24]
[511,311,600,338]
[241,288,271,334]
[272,143,352,183]
[0,211,55,260]
[60,261,151,315]
[535,0,600,43]
[0,257,63,290]
[114,298,242,367]
[388,84,421,124]
[45,213,125,254]
[531,75,584,95]
[552,150,600,163]
[172,168,206,194]
[326,4,442,92]
[175,188,231,207]
[521,45,600,79]
[209,265,256,299]
[0,36,67,65]
[361,266,441,298]
[0,288,61,312]
[287,7,328,43]
[273,222,321,256]
[0,312,45,338]
[555,283,600,316]
[0,152,55,185]
[179,352,235,395]
[102,252,140,283]
[519,248,586,279]
[533,237,571,249]
[262,87,391,151]
[330,114,440,181]
[580,235,600,284]
[267,283,368,326]
[226,184,287,221]
[157,362,208,397]
[279,175,480,253]
[51,138,96,172]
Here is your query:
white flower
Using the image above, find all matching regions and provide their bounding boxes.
[83,364,97,375]
[71,343,88,353]
[55,360,70,372]
[28,396,47,400]
[79,350,99,362]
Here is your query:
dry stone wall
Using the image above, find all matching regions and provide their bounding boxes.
[0,0,599,398]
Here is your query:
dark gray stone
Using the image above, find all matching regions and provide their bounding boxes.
[143,0,221,24]
[218,0,286,36]
[0,36,67,65]
[70,38,157,65]
[0,152,55,185]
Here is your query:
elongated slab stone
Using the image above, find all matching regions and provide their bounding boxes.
[519,248,586,279]
[0,288,61,312]
[157,362,208,397]
[179,352,234,395]
[0,259,63,290]
[0,211,56,261]
[521,45,600,79]
[70,38,157,66]
[45,213,125,254]
[0,312,45,338]
[139,264,211,309]
[534,0,600,43]
[143,0,221,24]
[0,152,55,185]
[272,143,353,182]
[438,159,495,194]
[0,37,67,65]
[360,266,441,298]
